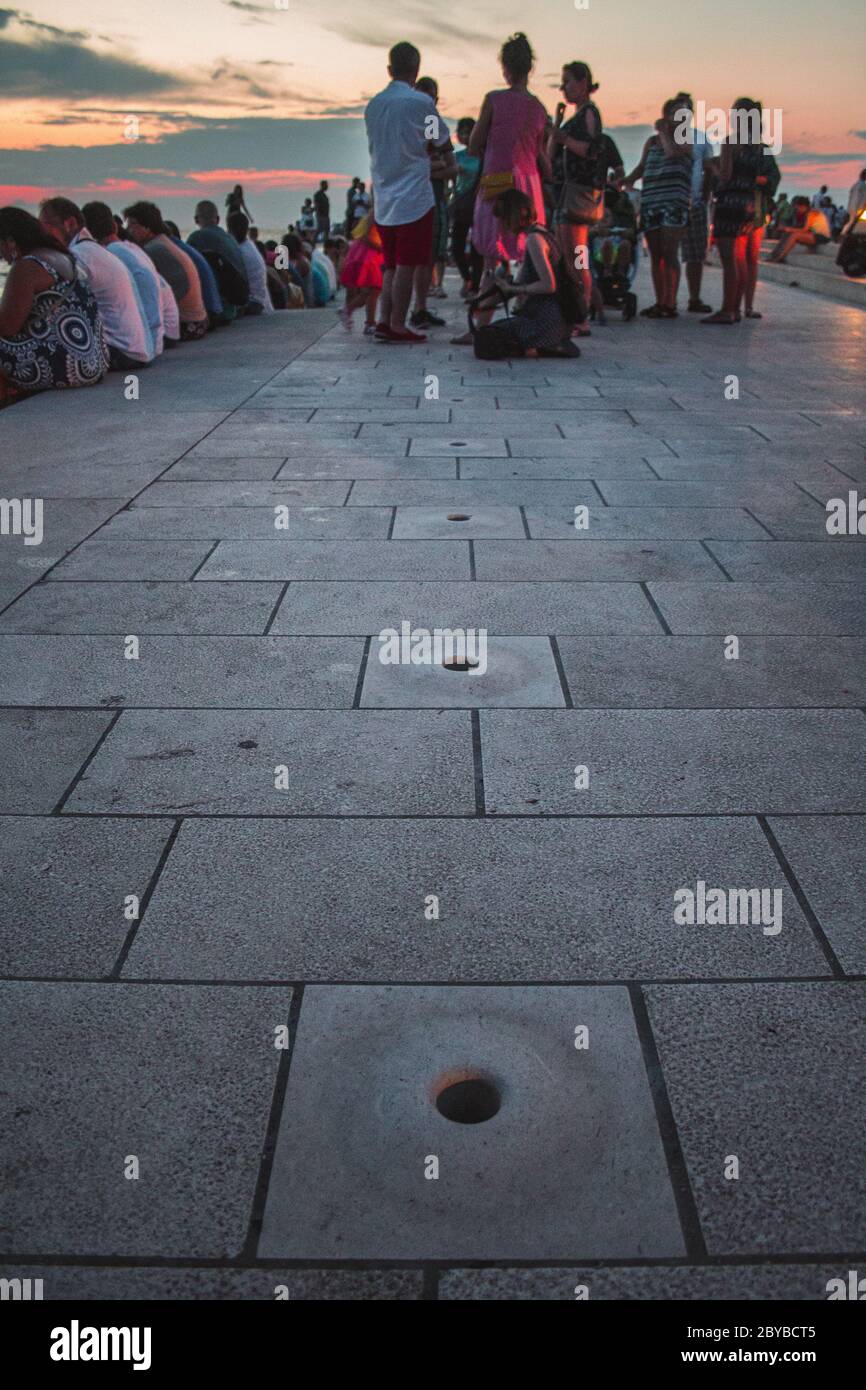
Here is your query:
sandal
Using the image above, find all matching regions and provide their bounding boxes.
[745,309,762,319]
[700,311,737,324]
[449,331,473,346]
[661,306,678,318]
[640,303,664,318]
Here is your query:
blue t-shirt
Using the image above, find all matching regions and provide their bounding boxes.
[310,258,330,307]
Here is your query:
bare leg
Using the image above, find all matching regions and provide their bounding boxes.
[413,263,432,315]
[660,228,683,308]
[645,229,665,307]
[365,289,379,326]
[702,236,738,321]
[378,267,395,325]
[389,264,415,331]
[744,228,764,314]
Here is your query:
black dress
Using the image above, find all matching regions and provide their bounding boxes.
[713,143,764,238]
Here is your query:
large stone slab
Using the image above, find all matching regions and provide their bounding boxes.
[706,540,866,583]
[0,582,282,634]
[361,636,564,707]
[99,506,393,540]
[48,539,215,581]
[525,505,768,540]
[270,581,659,635]
[0,818,172,976]
[132,481,350,507]
[768,815,866,973]
[439,1265,850,1300]
[555,636,866,707]
[392,506,525,539]
[196,540,471,581]
[348,481,599,506]
[596,479,809,508]
[66,709,475,815]
[650,582,866,635]
[0,982,291,1256]
[473,539,722,581]
[644,982,866,1254]
[0,709,112,812]
[275,457,457,479]
[125,816,825,981]
[480,709,866,815]
[460,457,655,479]
[0,636,363,707]
[0,1266,422,1300]
[259,984,685,1259]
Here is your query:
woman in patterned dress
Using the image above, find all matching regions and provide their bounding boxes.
[0,207,107,396]
[624,98,692,318]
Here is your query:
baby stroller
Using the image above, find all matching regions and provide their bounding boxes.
[588,186,639,320]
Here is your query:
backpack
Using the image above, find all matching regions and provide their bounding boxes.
[532,225,583,325]
[199,248,249,307]
[472,318,525,359]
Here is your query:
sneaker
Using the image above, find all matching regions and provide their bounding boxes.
[410,309,445,328]
[387,326,427,344]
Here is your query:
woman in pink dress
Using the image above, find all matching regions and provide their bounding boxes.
[452,32,550,343]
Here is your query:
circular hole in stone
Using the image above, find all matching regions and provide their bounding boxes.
[434,1073,501,1124]
[442,657,479,672]
[446,513,471,521]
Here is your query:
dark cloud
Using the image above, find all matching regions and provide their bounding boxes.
[320,1,491,52]
[0,35,181,97]
[0,7,89,41]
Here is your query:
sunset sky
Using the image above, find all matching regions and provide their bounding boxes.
[1,0,863,229]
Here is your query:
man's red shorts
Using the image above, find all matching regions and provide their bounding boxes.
[376,208,434,270]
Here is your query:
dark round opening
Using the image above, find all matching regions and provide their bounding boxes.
[446,513,471,521]
[449,441,468,447]
[435,1076,501,1124]
[442,657,479,672]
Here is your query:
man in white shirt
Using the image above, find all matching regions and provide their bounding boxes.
[39,196,155,368]
[364,41,452,342]
[82,200,167,354]
[811,185,828,209]
[227,211,274,314]
[674,94,715,313]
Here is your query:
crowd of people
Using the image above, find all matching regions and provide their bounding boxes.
[1,36,864,394]
[0,192,352,400]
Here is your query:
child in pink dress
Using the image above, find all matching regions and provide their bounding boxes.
[339,214,384,333]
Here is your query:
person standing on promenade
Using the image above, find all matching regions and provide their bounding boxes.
[548,60,601,335]
[703,98,768,323]
[39,197,155,368]
[672,92,715,313]
[623,99,692,318]
[0,206,107,395]
[313,181,331,242]
[451,33,549,344]
[364,41,452,343]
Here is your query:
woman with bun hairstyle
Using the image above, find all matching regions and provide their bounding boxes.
[452,32,550,343]
[548,61,602,335]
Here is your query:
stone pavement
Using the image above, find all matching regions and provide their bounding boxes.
[0,263,864,1301]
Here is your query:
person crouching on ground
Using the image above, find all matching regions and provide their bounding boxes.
[487,188,578,358]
